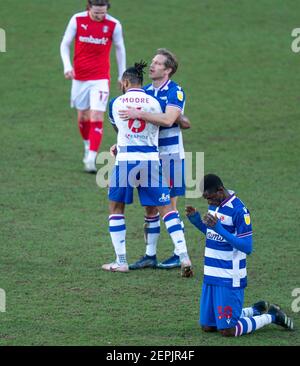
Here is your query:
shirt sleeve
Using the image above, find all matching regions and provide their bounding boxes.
[187,211,207,235]
[109,98,116,125]
[167,86,186,111]
[234,207,253,239]
[112,22,126,81]
[60,15,77,74]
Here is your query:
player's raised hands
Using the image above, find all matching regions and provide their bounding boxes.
[185,206,197,216]
[203,213,218,227]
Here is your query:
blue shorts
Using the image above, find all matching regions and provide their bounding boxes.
[108,161,171,206]
[199,283,244,329]
[160,156,185,198]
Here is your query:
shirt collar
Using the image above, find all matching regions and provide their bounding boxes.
[152,79,171,91]
[220,193,236,208]
[127,88,146,93]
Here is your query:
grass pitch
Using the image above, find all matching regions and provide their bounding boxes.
[0,0,299,346]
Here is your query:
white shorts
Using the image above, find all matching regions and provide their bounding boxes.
[71,79,110,111]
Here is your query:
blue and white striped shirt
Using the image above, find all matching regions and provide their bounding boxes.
[188,193,253,288]
[204,194,252,288]
[144,80,186,159]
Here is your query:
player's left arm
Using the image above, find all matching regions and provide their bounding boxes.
[203,210,253,254]
[169,88,190,128]
[119,87,185,127]
[119,105,181,127]
[185,206,207,234]
[60,15,77,78]
[112,22,126,88]
[109,112,118,133]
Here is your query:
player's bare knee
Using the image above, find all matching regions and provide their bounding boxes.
[219,328,235,337]
[145,206,158,217]
[157,205,171,218]
[170,196,178,211]
[109,201,125,215]
[78,110,90,122]
[90,110,104,122]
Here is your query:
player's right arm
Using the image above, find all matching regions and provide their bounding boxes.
[203,211,253,254]
[119,86,186,127]
[60,15,77,79]
[112,22,126,90]
[185,206,207,234]
[119,104,181,127]
[176,114,191,129]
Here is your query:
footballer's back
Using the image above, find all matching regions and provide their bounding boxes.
[112,88,162,161]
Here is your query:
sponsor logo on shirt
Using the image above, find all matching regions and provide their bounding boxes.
[207,231,226,242]
[79,36,108,45]
[244,214,251,225]
[125,133,148,141]
[177,91,184,101]
[128,119,146,133]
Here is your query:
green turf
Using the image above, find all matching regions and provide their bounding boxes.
[0,0,299,346]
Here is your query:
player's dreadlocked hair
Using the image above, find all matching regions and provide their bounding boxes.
[87,0,111,9]
[122,61,148,85]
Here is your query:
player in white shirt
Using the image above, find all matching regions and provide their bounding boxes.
[119,49,191,270]
[102,62,193,277]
